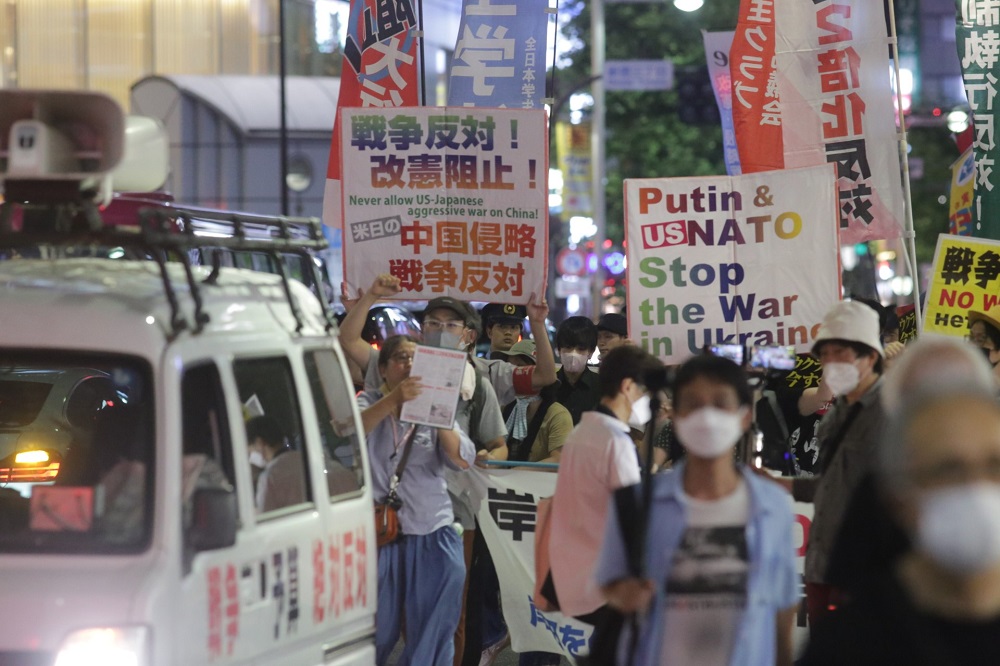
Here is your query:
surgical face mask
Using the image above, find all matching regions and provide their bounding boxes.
[673,407,746,459]
[823,361,861,396]
[560,351,588,374]
[916,483,1000,574]
[425,330,465,350]
[628,394,652,430]
[249,449,266,468]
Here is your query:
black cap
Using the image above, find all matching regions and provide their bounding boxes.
[425,296,480,332]
[481,302,527,325]
[596,313,627,337]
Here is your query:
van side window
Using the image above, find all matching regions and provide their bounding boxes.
[232,357,312,515]
[180,363,236,530]
[304,350,365,499]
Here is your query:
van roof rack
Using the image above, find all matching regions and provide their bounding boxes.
[0,200,338,339]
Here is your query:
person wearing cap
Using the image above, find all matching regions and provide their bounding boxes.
[769,300,888,630]
[481,302,528,359]
[596,312,629,364]
[967,307,1000,384]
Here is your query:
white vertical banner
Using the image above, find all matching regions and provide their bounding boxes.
[774,0,906,243]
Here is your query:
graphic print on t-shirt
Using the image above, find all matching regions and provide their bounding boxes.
[661,525,748,665]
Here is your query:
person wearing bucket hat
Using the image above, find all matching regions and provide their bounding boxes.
[967,307,1000,376]
[494,338,537,367]
[768,300,889,631]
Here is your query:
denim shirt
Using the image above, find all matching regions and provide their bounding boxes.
[594,463,799,666]
[358,389,476,536]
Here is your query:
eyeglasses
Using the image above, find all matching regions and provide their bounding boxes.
[390,353,415,365]
[424,319,466,333]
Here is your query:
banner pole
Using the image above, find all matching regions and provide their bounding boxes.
[417,0,427,106]
[589,0,606,319]
[887,0,923,331]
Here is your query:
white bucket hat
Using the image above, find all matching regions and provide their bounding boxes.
[811,300,885,358]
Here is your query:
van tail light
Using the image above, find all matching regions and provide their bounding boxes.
[0,449,60,483]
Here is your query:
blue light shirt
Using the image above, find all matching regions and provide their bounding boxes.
[358,389,476,536]
[594,462,799,666]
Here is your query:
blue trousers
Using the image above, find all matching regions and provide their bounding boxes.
[376,526,466,666]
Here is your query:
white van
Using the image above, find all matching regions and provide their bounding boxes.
[0,91,377,665]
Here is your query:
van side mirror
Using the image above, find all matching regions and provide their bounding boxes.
[187,487,237,552]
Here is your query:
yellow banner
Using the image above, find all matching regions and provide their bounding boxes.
[555,122,591,218]
[923,234,1000,335]
[949,147,975,237]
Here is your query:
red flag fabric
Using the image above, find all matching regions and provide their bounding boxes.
[730,0,783,173]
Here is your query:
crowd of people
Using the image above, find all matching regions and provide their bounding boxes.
[336,273,1000,666]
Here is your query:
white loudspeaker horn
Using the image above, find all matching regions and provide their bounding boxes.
[0,89,125,183]
[110,115,170,193]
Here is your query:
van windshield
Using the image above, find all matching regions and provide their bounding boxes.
[0,354,154,553]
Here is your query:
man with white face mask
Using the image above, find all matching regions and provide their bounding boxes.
[548,345,664,623]
[775,300,886,630]
[597,354,798,666]
[800,383,1000,665]
[553,316,601,425]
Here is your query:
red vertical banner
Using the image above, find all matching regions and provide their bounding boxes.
[323,0,422,230]
[730,0,783,173]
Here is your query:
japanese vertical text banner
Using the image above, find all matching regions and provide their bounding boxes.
[322,0,421,230]
[448,0,549,108]
[730,0,782,173]
[340,107,548,302]
[951,146,975,237]
[555,121,593,217]
[774,0,906,244]
[625,165,841,365]
[956,3,1000,239]
[923,234,1000,335]
[703,30,743,176]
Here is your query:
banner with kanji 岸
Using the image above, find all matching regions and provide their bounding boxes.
[339,107,548,302]
[956,3,1000,239]
[448,0,549,108]
[923,234,1000,336]
[624,165,841,366]
[322,0,421,231]
[774,0,906,244]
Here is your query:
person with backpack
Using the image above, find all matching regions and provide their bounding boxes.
[500,340,572,466]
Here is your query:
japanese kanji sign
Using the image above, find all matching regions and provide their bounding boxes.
[340,107,548,302]
[923,234,1000,335]
[730,0,782,173]
[323,0,421,230]
[555,121,592,217]
[447,0,549,108]
[625,165,841,365]
[774,0,906,243]
[956,3,1000,239]
[703,30,742,176]
[950,146,976,237]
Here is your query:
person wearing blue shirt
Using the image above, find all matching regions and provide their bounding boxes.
[594,354,798,666]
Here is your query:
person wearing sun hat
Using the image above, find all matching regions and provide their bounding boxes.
[967,307,1000,378]
[769,300,888,630]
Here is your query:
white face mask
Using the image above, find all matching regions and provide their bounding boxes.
[916,483,1000,574]
[425,330,466,351]
[823,361,861,396]
[560,351,588,374]
[628,394,652,430]
[673,407,746,459]
[249,450,266,468]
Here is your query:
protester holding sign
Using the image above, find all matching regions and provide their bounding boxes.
[356,335,476,666]
[596,354,798,666]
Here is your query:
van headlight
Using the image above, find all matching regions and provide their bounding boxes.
[54,626,149,666]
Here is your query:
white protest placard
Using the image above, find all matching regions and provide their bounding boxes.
[625,164,841,365]
[399,345,467,428]
[340,107,548,303]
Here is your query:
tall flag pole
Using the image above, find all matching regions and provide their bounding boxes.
[322,0,422,236]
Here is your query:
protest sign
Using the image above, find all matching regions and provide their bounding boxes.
[950,146,975,237]
[555,121,592,218]
[340,107,548,302]
[956,4,1000,239]
[774,0,906,244]
[703,30,742,176]
[472,468,814,656]
[624,165,841,365]
[729,0,781,173]
[399,345,466,428]
[322,0,420,230]
[448,0,549,108]
[923,234,1000,336]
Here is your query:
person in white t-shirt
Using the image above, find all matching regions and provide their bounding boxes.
[547,345,664,622]
[596,354,798,666]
